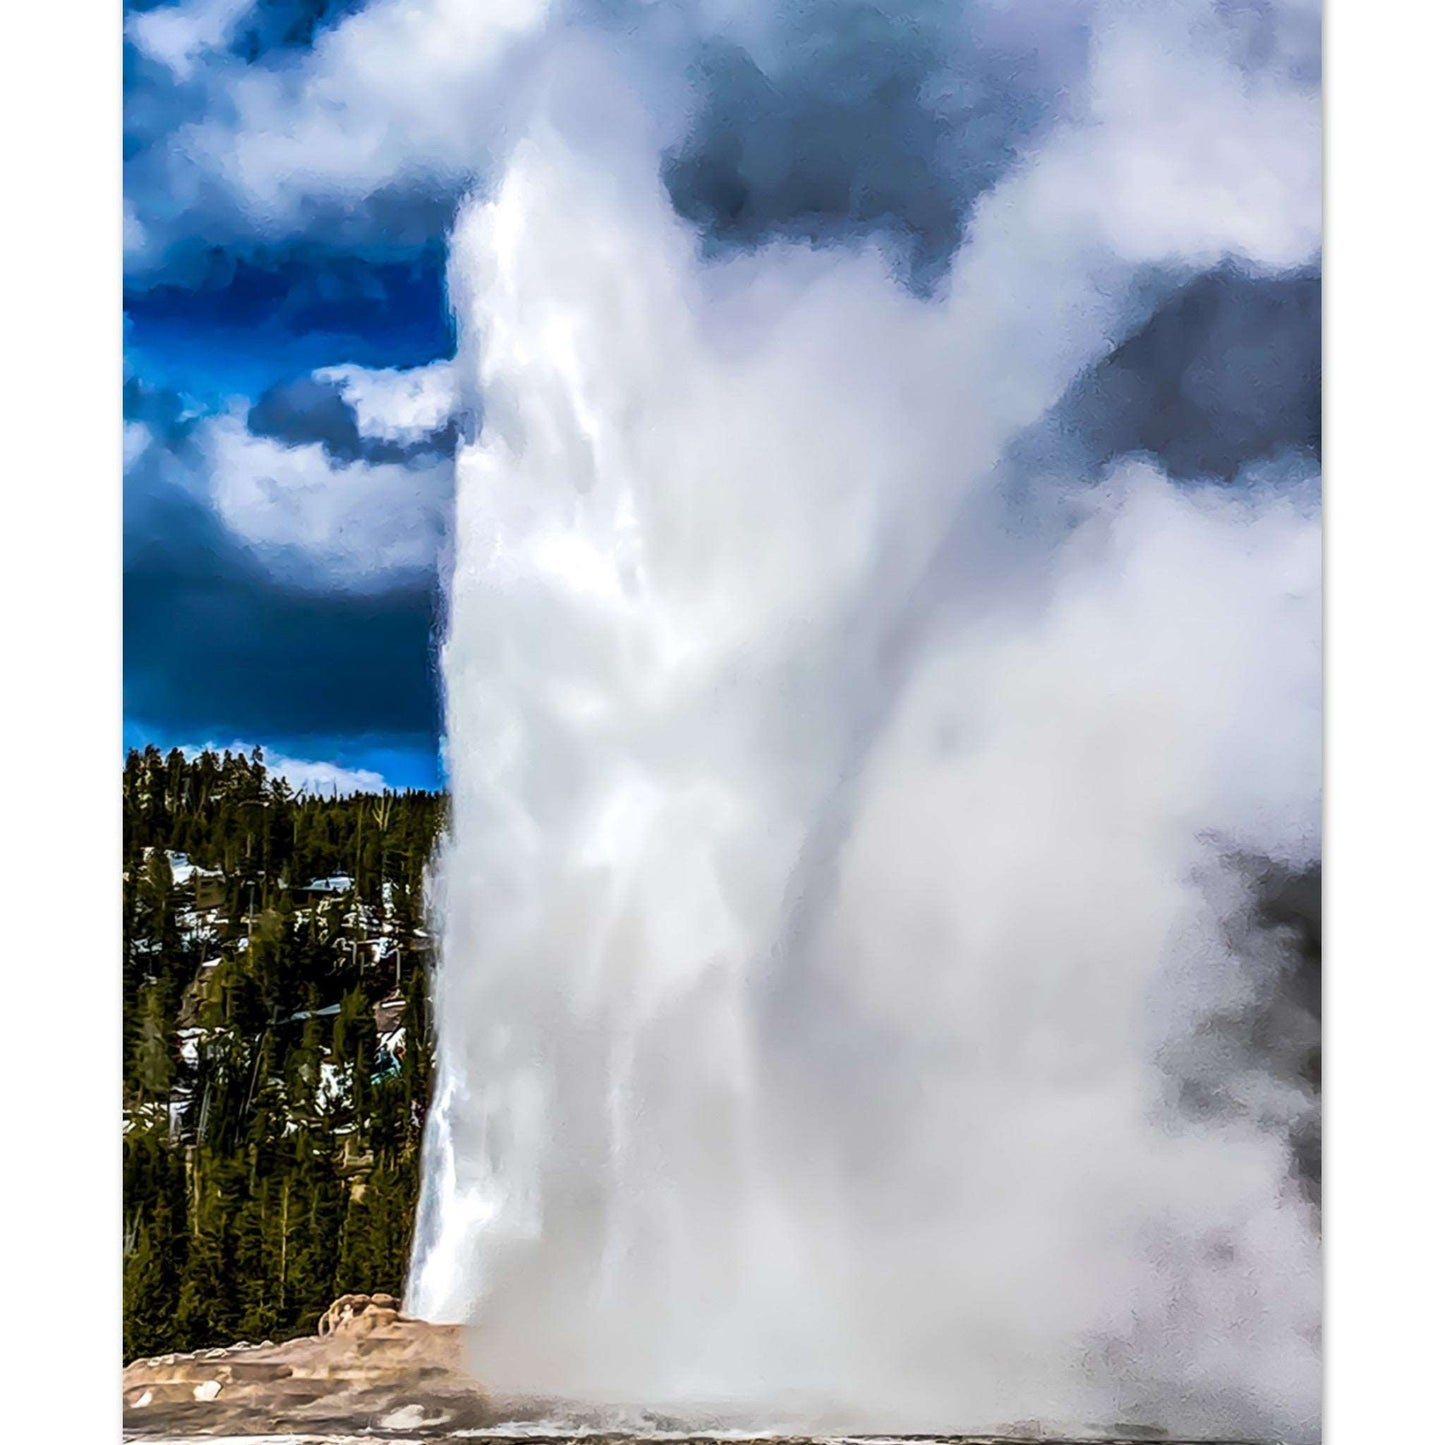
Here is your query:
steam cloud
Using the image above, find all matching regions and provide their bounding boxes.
[408,4,1321,1441]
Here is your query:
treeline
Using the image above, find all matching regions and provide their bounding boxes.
[122,746,446,1362]
[123,743,439,907]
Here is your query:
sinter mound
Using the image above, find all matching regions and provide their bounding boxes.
[122,1295,1277,1443]
[122,1291,491,1436]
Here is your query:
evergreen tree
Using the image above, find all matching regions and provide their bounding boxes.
[122,746,444,1359]
[128,982,175,1105]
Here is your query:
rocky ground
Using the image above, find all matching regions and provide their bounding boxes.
[122,1293,495,1439]
[121,1294,1279,1444]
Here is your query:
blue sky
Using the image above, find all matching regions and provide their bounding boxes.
[123,0,1320,792]
[124,1,461,788]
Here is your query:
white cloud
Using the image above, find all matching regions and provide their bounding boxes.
[262,751,388,795]
[1078,0,1320,270]
[199,401,452,591]
[180,741,387,795]
[168,0,550,231]
[127,0,258,82]
[122,198,149,261]
[317,359,459,447]
[128,361,459,592]
[123,421,152,470]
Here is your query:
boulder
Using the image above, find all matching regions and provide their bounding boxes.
[317,1291,404,1337]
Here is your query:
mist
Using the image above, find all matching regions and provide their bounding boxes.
[408,5,1320,1440]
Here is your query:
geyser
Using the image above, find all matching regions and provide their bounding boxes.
[409,21,1320,1444]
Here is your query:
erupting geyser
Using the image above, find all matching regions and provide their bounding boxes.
[408,31,1321,1445]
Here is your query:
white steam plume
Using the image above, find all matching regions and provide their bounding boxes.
[411,12,1320,1443]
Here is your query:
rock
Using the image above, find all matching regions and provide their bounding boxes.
[122,1292,491,1439]
[378,1401,451,1430]
[318,1291,405,1339]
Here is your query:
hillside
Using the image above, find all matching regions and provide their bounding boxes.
[122,745,445,1362]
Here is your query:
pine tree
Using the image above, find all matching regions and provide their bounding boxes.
[175,1150,233,1347]
[122,746,444,1358]
[128,982,176,1105]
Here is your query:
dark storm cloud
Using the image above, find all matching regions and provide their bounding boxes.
[122,237,454,766]
[125,466,442,751]
[1062,265,1322,482]
[124,371,198,444]
[664,36,963,280]
[246,376,365,459]
[659,0,1090,284]
[997,264,1321,505]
